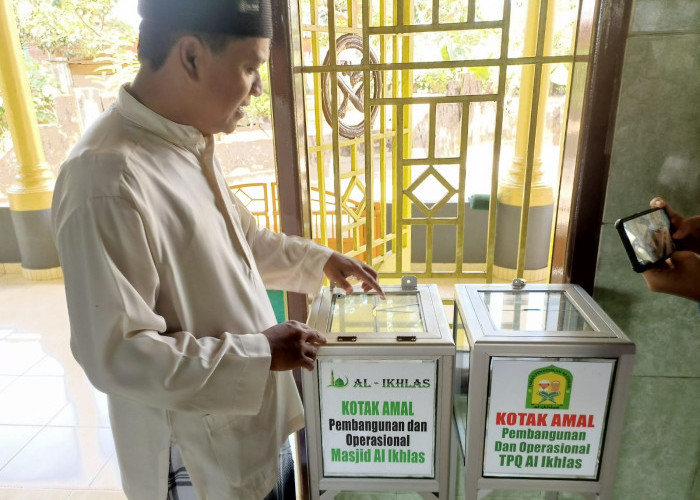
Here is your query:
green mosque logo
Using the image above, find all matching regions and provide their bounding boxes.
[328,370,349,388]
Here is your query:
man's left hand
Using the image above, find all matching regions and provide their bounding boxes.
[323,252,385,298]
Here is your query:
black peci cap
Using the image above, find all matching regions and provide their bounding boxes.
[138,0,272,38]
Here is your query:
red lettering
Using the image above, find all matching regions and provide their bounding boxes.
[495,412,520,425]
[576,414,595,427]
[551,414,561,426]
[525,413,536,426]
[537,413,548,426]
[562,414,577,427]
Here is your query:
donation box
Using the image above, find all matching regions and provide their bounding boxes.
[453,281,635,500]
[303,277,454,499]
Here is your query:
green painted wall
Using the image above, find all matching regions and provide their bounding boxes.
[593,1,700,499]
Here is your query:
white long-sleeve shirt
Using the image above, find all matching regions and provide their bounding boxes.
[52,85,332,499]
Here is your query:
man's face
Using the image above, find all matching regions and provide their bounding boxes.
[193,36,270,135]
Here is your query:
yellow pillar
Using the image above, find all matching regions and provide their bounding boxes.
[0,0,60,279]
[0,0,54,210]
[499,0,555,208]
[495,0,557,282]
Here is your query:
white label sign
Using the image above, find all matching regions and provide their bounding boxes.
[484,358,615,479]
[318,359,437,478]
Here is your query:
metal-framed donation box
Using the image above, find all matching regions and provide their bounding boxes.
[452,281,635,500]
[303,277,455,500]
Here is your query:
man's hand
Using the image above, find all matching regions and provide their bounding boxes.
[262,320,327,371]
[651,197,700,253]
[323,252,385,298]
[642,251,700,302]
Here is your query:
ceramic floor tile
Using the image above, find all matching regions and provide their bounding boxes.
[88,454,122,490]
[0,426,115,488]
[613,376,700,499]
[49,389,111,428]
[0,336,47,376]
[24,356,67,377]
[0,489,71,500]
[0,375,17,392]
[0,376,69,425]
[0,425,43,469]
[0,277,68,330]
[69,491,127,499]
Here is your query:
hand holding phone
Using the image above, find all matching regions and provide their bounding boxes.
[615,207,675,273]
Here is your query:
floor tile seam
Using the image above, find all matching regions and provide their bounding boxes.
[0,425,45,473]
[27,422,113,432]
[0,375,71,427]
[87,451,120,491]
[632,374,700,380]
[49,390,112,428]
[627,29,700,39]
[0,486,74,491]
[0,374,19,391]
[44,422,113,429]
[17,371,70,378]
[68,489,127,498]
[45,398,73,428]
[1,374,111,428]
[0,352,52,380]
[0,483,75,490]
[0,402,77,470]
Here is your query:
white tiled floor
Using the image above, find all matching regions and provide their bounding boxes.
[0,272,428,500]
[0,272,126,499]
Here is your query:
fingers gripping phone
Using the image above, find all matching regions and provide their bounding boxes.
[615,207,675,273]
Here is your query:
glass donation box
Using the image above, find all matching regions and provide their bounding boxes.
[452,281,635,500]
[302,277,455,500]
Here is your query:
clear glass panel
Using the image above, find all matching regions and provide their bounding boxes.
[548,0,580,56]
[465,100,496,198]
[439,0,468,23]
[407,164,460,207]
[330,292,425,332]
[508,0,531,58]
[475,0,504,22]
[412,30,502,63]
[405,103,430,160]
[479,291,594,331]
[540,62,569,187]
[435,103,463,158]
[412,0,433,25]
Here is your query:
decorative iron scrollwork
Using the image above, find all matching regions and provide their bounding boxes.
[321,34,382,139]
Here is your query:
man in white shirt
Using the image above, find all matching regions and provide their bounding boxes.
[51,0,383,498]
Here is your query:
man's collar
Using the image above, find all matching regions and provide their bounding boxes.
[117,84,207,153]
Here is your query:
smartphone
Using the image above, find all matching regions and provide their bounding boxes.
[615,207,675,272]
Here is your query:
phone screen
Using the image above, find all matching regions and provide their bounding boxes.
[615,207,674,272]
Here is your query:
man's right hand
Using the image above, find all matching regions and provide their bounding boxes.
[262,320,327,371]
[651,197,700,253]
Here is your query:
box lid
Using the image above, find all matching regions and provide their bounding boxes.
[454,282,632,342]
[308,280,452,345]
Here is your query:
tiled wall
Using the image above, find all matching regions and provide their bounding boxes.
[594,1,700,499]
